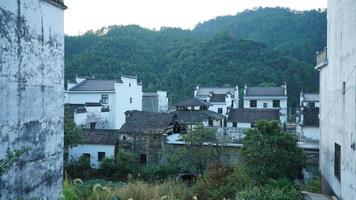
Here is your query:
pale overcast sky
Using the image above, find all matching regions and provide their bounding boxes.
[64,0,327,35]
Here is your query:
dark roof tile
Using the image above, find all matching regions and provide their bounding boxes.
[82,129,121,145]
[174,110,224,125]
[176,98,212,107]
[69,80,115,91]
[245,87,285,97]
[227,108,280,123]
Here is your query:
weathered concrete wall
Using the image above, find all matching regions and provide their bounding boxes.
[0,0,64,199]
[319,0,356,199]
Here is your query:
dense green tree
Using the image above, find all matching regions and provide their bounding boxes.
[240,120,306,183]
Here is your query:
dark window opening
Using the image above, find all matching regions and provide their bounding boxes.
[129,83,131,87]
[140,154,147,164]
[308,102,315,107]
[273,100,280,108]
[251,123,256,128]
[101,94,109,104]
[83,153,90,162]
[263,103,268,108]
[123,135,127,140]
[334,143,341,181]
[90,122,96,130]
[231,100,234,108]
[218,108,223,114]
[130,97,133,104]
[98,152,105,162]
[342,81,346,95]
[250,100,257,108]
[208,118,213,126]
[232,122,237,127]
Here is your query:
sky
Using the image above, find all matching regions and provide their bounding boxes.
[64,0,327,35]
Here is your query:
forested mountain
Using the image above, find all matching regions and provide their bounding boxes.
[65,7,326,110]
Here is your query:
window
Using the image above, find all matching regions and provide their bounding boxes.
[273,100,280,108]
[90,122,96,130]
[334,143,341,181]
[250,100,257,108]
[98,152,105,162]
[263,103,268,108]
[342,81,346,95]
[130,97,133,104]
[129,83,131,87]
[218,108,223,114]
[232,122,237,127]
[251,123,256,128]
[83,153,91,162]
[101,94,109,104]
[308,102,315,107]
[208,118,213,126]
[140,154,147,164]
[231,100,234,108]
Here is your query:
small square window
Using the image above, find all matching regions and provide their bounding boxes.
[218,108,223,114]
[130,98,133,104]
[232,122,237,127]
[98,152,105,162]
[90,122,96,130]
[83,153,91,162]
[129,83,131,87]
[208,118,213,126]
[250,100,257,108]
[263,103,268,108]
[273,100,280,108]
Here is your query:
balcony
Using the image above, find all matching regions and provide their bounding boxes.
[315,47,328,70]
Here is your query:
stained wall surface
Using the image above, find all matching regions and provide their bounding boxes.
[0,0,65,198]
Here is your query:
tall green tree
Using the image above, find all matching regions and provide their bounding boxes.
[240,120,306,183]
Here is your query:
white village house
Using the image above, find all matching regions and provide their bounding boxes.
[194,86,239,116]
[68,129,121,168]
[317,0,356,198]
[65,75,143,129]
[296,92,320,142]
[243,84,288,126]
[142,91,169,113]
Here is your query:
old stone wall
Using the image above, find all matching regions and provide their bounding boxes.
[0,0,64,199]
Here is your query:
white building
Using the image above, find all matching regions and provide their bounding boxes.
[0,0,66,198]
[194,86,239,116]
[243,84,288,125]
[68,129,120,168]
[65,75,143,129]
[296,92,320,142]
[316,0,356,198]
[142,91,169,113]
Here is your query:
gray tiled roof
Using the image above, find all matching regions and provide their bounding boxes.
[303,93,319,102]
[69,80,115,91]
[82,129,121,145]
[245,87,285,97]
[174,110,224,125]
[176,98,212,107]
[227,108,280,123]
[46,0,67,9]
[120,111,174,134]
[209,94,226,102]
[196,87,235,96]
[143,92,159,97]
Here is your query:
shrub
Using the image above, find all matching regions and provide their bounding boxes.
[143,163,179,181]
[237,185,303,200]
[194,163,253,200]
[241,120,306,183]
[302,177,321,193]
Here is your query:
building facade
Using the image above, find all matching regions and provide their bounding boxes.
[243,84,288,125]
[0,0,66,198]
[142,90,169,113]
[65,75,143,129]
[194,86,239,116]
[317,0,356,198]
[296,92,320,142]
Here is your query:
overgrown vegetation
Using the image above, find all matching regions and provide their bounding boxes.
[63,121,311,199]
[0,147,31,176]
[65,7,325,109]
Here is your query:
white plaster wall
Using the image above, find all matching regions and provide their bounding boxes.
[0,0,64,198]
[227,122,251,128]
[302,127,320,141]
[157,90,169,112]
[115,77,142,128]
[210,103,228,115]
[319,1,356,198]
[243,97,287,123]
[68,144,115,168]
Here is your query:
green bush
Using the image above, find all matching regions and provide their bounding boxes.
[194,163,253,200]
[241,120,306,183]
[143,163,179,181]
[302,177,321,193]
[237,185,303,200]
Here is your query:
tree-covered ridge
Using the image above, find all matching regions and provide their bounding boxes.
[65,7,324,109]
[194,7,327,64]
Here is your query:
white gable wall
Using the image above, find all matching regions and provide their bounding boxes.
[69,144,115,168]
